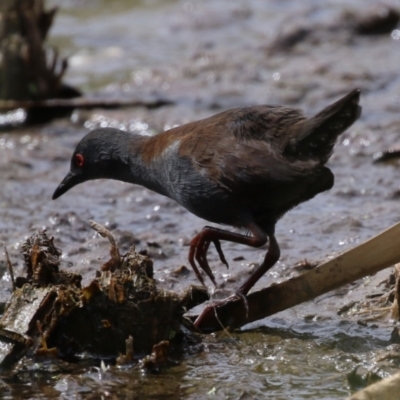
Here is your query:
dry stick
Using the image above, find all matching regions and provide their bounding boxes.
[0,97,173,110]
[89,220,121,271]
[194,221,400,332]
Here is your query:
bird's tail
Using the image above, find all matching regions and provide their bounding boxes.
[285,89,361,163]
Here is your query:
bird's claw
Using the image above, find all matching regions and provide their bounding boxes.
[188,230,230,287]
[213,239,229,268]
[189,234,217,287]
[194,291,249,330]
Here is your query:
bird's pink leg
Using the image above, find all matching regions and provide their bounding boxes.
[194,232,281,330]
[237,233,280,295]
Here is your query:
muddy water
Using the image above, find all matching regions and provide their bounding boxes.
[1,0,400,398]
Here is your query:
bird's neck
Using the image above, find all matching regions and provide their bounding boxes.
[114,133,172,197]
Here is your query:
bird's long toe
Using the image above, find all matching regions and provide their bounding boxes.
[188,241,206,287]
[213,239,229,268]
[189,230,220,287]
[195,242,217,286]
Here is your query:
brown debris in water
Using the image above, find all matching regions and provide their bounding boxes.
[116,335,134,366]
[268,5,399,54]
[352,5,399,35]
[337,263,400,323]
[139,340,170,371]
[19,230,81,287]
[373,145,400,164]
[0,224,208,370]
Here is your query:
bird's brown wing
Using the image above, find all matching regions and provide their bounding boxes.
[224,105,306,144]
[213,137,327,204]
[179,105,315,192]
[215,139,336,230]
[177,106,330,221]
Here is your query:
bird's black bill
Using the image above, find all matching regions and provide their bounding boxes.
[52,171,82,200]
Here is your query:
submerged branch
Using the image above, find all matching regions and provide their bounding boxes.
[0,97,174,111]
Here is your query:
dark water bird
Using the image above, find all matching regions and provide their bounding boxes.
[53,89,361,306]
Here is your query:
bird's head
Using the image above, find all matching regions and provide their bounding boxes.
[52,128,131,200]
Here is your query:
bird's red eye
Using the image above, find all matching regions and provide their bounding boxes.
[75,153,84,167]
